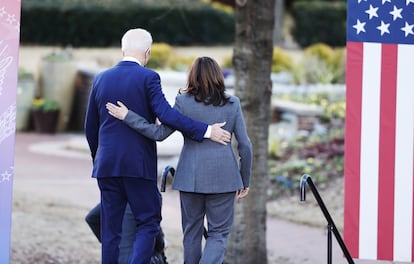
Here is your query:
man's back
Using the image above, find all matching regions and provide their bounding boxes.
[85,61,159,180]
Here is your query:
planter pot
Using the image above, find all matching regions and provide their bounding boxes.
[38,58,77,132]
[16,78,36,131]
[32,110,60,134]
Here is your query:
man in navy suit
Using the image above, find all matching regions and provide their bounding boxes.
[84,28,231,264]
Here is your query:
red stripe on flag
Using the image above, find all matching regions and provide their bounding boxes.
[344,41,363,258]
[377,44,397,260]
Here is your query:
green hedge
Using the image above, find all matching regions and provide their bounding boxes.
[291,1,346,48]
[20,1,235,47]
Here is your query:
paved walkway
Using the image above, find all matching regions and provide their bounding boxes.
[12,132,404,264]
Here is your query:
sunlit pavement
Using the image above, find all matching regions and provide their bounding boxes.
[11,71,398,264]
[13,132,394,264]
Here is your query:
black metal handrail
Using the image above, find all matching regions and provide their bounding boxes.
[160,165,175,192]
[300,174,355,264]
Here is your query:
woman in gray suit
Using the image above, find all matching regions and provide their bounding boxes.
[107,56,252,264]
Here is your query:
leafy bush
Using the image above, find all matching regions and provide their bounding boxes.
[220,56,233,69]
[221,46,293,74]
[291,43,345,84]
[21,1,234,46]
[271,46,293,73]
[268,133,344,199]
[330,47,346,84]
[291,1,346,47]
[304,43,335,65]
[279,92,345,123]
[146,43,173,69]
[169,55,196,72]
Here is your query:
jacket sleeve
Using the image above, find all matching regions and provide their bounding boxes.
[123,110,175,141]
[145,72,207,141]
[233,98,253,188]
[84,84,99,161]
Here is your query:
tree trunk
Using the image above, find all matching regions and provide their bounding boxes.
[225,0,275,263]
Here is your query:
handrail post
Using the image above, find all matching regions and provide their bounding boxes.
[160,165,175,192]
[328,224,332,264]
[300,174,355,264]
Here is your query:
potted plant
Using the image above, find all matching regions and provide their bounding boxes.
[39,50,77,132]
[31,98,60,134]
[16,68,35,131]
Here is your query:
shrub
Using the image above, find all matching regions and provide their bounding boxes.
[304,43,335,65]
[271,46,293,73]
[21,1,235,46]
[221,56,233,69]
[291,1,346,47]
[220,46,293,74]
[169,55,196,72]
[291,43,345,84]
[330,47,346,84]
[268,132,345,199]
[146,43,173,69]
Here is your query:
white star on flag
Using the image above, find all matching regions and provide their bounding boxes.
[377,20,390,35]
[354,19,366,34]
[407,0,414,5]
[401,22,414,36]
[382,0,391,4]
[366,4,379,19]
[390,6,403,21]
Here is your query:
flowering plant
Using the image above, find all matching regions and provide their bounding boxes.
[31,98,60,112]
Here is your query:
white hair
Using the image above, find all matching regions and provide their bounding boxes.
[121,28,153,53]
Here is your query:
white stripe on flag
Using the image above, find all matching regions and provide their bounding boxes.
[359,42,381,259]
[393,44,414,261]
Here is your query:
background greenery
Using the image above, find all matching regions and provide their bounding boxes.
[21,0,347,47]
[21,0,234,46]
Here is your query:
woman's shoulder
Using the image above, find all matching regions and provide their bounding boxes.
[226,93,240,104]
[175,92,240,106]
[176,91,191,100]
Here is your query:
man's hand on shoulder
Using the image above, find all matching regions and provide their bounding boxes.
[209,122,231,145]
[106,101,129,120]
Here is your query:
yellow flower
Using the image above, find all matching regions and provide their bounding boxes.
[32,98,60,112]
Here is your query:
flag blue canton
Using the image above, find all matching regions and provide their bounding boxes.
[347,0,414,44]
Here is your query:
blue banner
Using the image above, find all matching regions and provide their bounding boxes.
[0,1,21,263]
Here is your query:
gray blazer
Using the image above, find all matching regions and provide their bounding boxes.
[123,93,253,194]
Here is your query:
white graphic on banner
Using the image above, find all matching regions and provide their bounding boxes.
[0,166,13,184]
[0,42,13,97]
[0,6,20,32]
[0,104,16,144]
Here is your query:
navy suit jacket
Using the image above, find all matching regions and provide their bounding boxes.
[84,61,207,181]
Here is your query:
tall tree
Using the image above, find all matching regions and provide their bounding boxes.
[223,0,275,263]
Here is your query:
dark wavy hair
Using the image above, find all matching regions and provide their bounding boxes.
[184,56,231,106]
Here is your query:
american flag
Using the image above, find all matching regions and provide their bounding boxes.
[344,0,414,262]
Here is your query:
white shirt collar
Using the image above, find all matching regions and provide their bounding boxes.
[122,56,142,66]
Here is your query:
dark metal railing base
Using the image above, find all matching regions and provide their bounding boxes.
[300,174,355,264]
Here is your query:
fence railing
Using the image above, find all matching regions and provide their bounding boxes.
[300,174,355,264]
